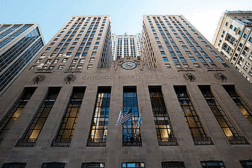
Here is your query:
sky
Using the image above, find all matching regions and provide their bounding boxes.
[1,0,252,44]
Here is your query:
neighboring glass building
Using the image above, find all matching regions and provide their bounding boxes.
[213,11,252,83]
[112,33,141,60]
[0,23,44,96]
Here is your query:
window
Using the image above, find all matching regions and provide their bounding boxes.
[206,45,211,49]
[162,161,185,168]
[230,25,233,29]
[122,87,142,146]
[92,52,96,56]
[122,162,145,168]
[243,34,247,38]
[84,47,89,51]
[16,88,61,147]
[185,51,191,55]
[199,86,248,145]
[0,88,36,141]
[249,37,252,43]
[95,42,99,45]
[62,58,68,63]
[87,64,93,70]
[69,47,74,50]
[82,52,87,57]
[179,41,184,44]
[234,27,237,31]
[54,38,58,41]
[76,65,83,69]
[225,22,228,26]
[174,86,213,145]
[2,163,26,168]
[222,63,229,68]
[46,47,51,51]
[211,51,217,55]
[189,57,195,61]
[157,41,161,44]
[61,48,66,51]
[160,51,165,55]
[238,30,242,35]
[87,87,111,146]
[58,65,65,70]
[182,45,187,49]
[149,86,177,146]
[240,160,252,168]
[51,87,85,147]
[42,162,65,168]
[223,85,252,124]
[50,42,55,46]
[97,37,100,40]
[81,163,105,168]
[155,37,159,40]
[80,59,85,64]
[93,46,98,50]
[89,57,95,63]
[202,41,207,44]
[216,57,223,61]
[201,161,226,168]
[161,56,168,62]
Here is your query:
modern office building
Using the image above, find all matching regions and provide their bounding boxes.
[0,15,252,168]
[213,11,252,83]
[0,23,44,96]
[112,33,141,60]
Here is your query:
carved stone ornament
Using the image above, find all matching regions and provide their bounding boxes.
[33,75,45,84]
[184,73,196,82]
[64,74,76,84]
[214,72,227,82]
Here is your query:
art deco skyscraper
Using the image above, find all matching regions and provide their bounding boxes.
[213,11,252,83]
[0,23,44,96]
[112,33,141,60]
[0,15,251,168]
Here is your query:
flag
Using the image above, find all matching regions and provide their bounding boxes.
[137,107,142,127]
[120,108,132,124]
[116,110,123,126]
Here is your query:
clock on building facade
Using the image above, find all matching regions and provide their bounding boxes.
[121,61,137,70]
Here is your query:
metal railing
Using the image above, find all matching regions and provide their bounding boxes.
[123,136,142,146]
[193,137,214,145]
[15,138,36,147]
[51,138,71,147]
[158,137,178,146]
[86,138,106,147]
[227,136,249,145]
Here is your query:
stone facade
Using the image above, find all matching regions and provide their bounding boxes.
[0,15,251,168]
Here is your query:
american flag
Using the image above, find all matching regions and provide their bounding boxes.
[120,108,132,124]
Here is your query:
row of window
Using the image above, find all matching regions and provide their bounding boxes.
[1,85,251,148]
[2,160,252,168]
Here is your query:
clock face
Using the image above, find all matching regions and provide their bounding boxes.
[121,61,137,70]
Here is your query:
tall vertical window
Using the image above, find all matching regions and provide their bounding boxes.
[201,161,226,168]
[16,87,61,147]
[223,85,252,124]
[162,161,185,168]
[199,86,248,145]
[0,88,36,142]
[81,163,105,168]
[148,86,177,146]
[52,87,85,147]
[122,87,141,146]
[122,162,145,168]
[87,87,111,147]
[174,86,213,145]
[2,163,26,168]
[240,160,252,168]
[42,162,65,168]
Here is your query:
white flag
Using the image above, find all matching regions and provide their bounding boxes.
[116,110,123,126]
